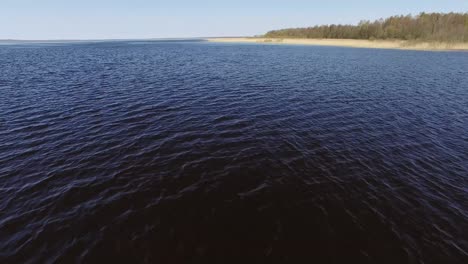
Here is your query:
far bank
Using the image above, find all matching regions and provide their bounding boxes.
[206,38,468,51]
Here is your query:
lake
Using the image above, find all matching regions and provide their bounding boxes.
[0,40,467,263]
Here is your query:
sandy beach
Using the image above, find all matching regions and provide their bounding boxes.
[207,38,468,51]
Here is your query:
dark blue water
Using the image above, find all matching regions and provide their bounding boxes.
[0,40,467,263]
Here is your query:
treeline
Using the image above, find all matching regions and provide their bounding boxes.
[265,13,468,42]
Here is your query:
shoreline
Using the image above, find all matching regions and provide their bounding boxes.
[206,38,468,51]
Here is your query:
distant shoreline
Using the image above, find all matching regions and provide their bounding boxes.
[2,38,467,51]
[206,38,468,51]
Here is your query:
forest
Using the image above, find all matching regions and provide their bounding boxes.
[264,13,468,42]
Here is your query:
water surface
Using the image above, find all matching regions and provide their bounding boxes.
[0,41,467,263]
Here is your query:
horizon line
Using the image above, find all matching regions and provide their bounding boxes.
[0,36,250,42]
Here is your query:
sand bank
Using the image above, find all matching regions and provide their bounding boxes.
[207,38,468,51]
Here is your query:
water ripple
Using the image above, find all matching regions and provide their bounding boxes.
[0,41,467,263]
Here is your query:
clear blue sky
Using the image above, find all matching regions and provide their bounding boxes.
[1,0,467,40]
